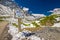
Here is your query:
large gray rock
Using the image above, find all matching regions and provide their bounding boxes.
[33,27,60,40]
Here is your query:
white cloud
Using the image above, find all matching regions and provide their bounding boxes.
[48,10,54,12]
[32,14,46,17]
[23,7,29,11]
[48,8,60,15]
[32,14,45,16]
[48,8,60,13]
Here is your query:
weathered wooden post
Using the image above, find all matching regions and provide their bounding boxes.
[15,7,29,31]
[18,18,22,31]
[15,10,24,32]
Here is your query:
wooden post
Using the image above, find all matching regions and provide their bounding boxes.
[18,18,22,31]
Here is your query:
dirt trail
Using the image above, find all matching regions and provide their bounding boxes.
[0,21,12,40]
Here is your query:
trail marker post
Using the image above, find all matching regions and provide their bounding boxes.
[15,10,24,31]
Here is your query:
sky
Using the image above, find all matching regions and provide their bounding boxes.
[14,0,60,15]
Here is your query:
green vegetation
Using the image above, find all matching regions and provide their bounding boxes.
[0,16,10,18]
[40,15,58,26]
[0,16,10,22]
[12,14,60,28]
[32,21,40,27]
[0,19,4,22]
[50,14,58,18]
[23,23,30,26]
[0,17,4,22]
[12,23,18,27]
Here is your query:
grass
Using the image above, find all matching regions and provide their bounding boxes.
[12,23,18,27]
[0,20,4,22]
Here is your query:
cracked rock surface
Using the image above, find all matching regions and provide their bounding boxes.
[33,27,60,40]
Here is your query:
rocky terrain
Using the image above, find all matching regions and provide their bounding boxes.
[0,0,60,40]
[33,27,60,40]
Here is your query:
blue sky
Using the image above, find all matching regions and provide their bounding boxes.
[14,0,60,15]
